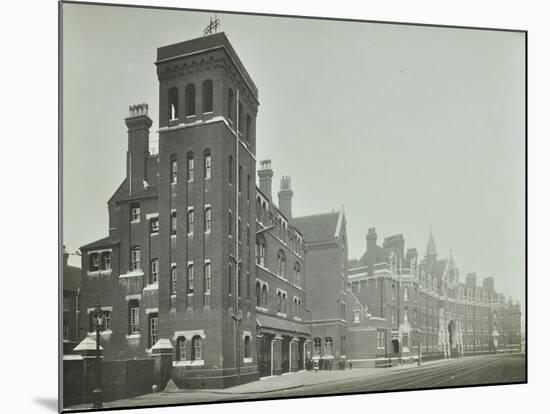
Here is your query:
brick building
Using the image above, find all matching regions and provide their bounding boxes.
[345,229,522,366]
[63,247,81,353]
[293,208,349,369]
[78,32,310,389]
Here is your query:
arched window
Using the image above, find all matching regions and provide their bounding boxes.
[313,338,321,356]
[177,336,186,361]
[202,79,213,113]
[187,152,194,182]
[262,285,268,307]
[294,262,301,286]
[246,114,252,142]
[229,155,233,184]
[256,198,261,222]
[255,282,261,307]
[204,262,211,293]
[187,209,194,235]
[192,335,202,360]
[204,148,211,180]
[170,154,177,184]
[185,83,196,116]
[204,206,211,233]
[244,335,251,358]
[227,88,234,122]
[238,101,244,133]
[256,235,266,266]
[150,258,159,284]
[325,337,333,356]
[277,251,286,278]
[168,87,179,120]
[187,263,194,294]
[282,293,287,314]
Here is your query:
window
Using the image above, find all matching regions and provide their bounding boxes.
[228,264,232,295]
[129,300,140,334]
[177,337,187,361]
[354,310,360,323]
[150,259,159,284]
[404,309,409,323]
[262,285,268,307]
[313,338,321,356]
[256,238,266,266]
[185,83,196,116]
[187,152,194,182]
[255,282,261,307]
[168,87,179,120]
[325,337,333,356]
[202,79,213,113]
[131,247,141,270]
[101,252,111,270]
[228,88,234,122]
[170,155,177,184]
[192,335,202,360]
[391,284,395,300]
[204,262,211,293]
[103,311,111,331]
[246,224,250,247]
[204,149,211,180]
[277,291,282,313]
[229,155,233,184]
[294,263,301,286]
[238,217,242,242]
[277,251,286,278]
[282,293,287,314]
[238,263,243,298]
[187,209,194,235]
[204,207,211,233]
[340,302,346,319]
[238,165,243,193]
[149,313,159,348]
[244,335,251,358]
[63,321,69,340]
[294,297,298,316]
[171,212,177,235]
[404,287,409,301]
[171,266,177,295]
[377,331,385,348]
[246,114,252,142]
[150,218,159,234]
[238,102,244,133]
[228,211,232,236]
[187,264,194,294]
[90,253,99,271]
[130,203,140,223]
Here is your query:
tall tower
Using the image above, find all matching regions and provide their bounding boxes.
[155,32,259,388]
[426,228,438,263]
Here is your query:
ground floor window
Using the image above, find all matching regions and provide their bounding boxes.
[244,335,251,358]
[192,335,202,360]
[325,337,333,356]
[149,313,158,348]
[177,337,187,361]
[313,337,321,356]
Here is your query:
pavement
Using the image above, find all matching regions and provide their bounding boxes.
[66,354,524,410]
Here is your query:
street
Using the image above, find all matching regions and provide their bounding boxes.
[67,353,525,410]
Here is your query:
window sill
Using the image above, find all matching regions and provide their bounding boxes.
[87,269,112,277]
[131,220,140,224]
[173,359,204,367]
[126,333,141,339]
[243,357,253,364]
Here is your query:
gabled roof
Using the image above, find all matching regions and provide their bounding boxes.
[112,184,159,203]
[63,264,81,291]
[292,211,341,243]
[80,236,120,251]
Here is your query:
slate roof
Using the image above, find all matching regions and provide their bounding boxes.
[292,211,340,243]
[63,264,81,292]
[80,236,120,251]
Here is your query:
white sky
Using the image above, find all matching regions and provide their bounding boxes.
[62,3,525,303]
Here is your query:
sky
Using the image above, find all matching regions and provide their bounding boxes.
[62,3,525,303]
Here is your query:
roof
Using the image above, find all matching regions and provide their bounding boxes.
[63,264,81,291]
[80,236,120,251]
[355,244,389,268]
[256,313,311,336]
[156,32,258,100]
[420,258,448,279]
[112,184,159,203]
[292,211,341,243]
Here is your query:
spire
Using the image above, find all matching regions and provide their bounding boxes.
[426,227,437,260]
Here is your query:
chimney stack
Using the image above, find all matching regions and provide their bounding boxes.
[278,176,293,218]
[366,227,377,250]
[125,103,152,195]
[257,160,274,200]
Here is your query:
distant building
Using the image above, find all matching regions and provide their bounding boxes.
[293,208,349,368]
[345,229,522,366]
[63,247,81,353]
